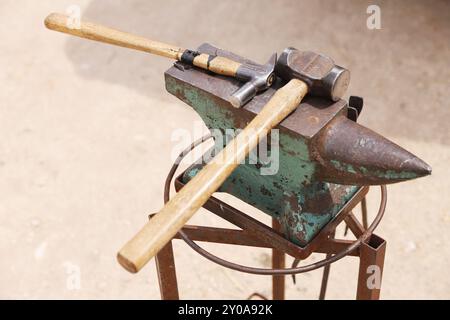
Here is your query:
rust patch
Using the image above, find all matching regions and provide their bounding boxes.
[303,191,333,214]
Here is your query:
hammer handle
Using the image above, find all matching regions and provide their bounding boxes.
[44,13,242,77]
[117,79,308,273]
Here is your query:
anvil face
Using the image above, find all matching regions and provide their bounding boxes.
[164,43,431,246]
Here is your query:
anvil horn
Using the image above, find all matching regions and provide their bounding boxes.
[314,116,432,185]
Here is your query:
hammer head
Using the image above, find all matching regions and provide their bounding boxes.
[229,53,277,108]
[275,48,350,101]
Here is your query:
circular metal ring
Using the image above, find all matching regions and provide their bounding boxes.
[165,134,387,275]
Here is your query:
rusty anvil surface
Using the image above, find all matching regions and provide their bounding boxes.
[164,43,360,247]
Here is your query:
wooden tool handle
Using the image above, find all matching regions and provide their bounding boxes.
[117,79,308,273]
[45,12,183,59]
[44,13,242,76]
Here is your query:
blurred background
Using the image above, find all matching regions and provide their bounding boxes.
[0,0,448,299]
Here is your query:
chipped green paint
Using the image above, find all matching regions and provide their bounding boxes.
[183,161,359,247]
[166,77,236,130]
[279,132,310,161]
[277,182,359,245]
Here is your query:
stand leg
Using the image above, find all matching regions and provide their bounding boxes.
[356,234,386,300]
[361,197,368,229]
[319,230,335,300]
[272,219,285,300]
[155,241,179,300]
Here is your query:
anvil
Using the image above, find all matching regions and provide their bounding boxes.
[165,44,431,246]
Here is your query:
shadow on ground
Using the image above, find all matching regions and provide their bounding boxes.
[65,0,449,144]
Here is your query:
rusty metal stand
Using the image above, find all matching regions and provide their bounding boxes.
[151,136,387,300]
[152,176,387,300]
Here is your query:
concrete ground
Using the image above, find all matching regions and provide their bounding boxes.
[1,0,449,299]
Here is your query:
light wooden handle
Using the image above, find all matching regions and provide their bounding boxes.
[117,79,308,273]
[44,13,242,76]
[45,13,183,59]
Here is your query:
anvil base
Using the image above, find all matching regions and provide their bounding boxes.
[152,176,387,300]
[182,157,361,247]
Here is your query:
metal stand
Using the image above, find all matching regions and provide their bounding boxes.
[152,174,387,300]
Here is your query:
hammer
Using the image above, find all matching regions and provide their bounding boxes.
[116,52,349,272]
[44,12,350,273]
[44,13,276,108]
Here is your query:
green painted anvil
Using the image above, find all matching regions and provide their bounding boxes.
[165,44,431,246]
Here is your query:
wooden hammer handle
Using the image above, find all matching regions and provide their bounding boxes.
[117,79,308,273]
[44,13,242,76]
